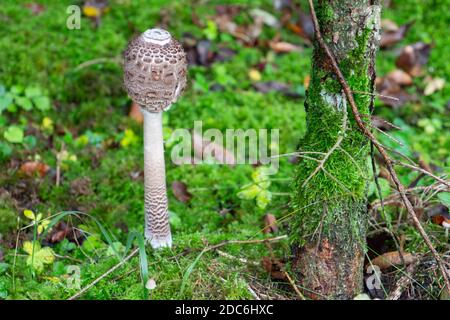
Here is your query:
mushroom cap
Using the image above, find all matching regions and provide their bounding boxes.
[123,28,187,113]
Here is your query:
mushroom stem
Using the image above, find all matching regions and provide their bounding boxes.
[142,108,172,248]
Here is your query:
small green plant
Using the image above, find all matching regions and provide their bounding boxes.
[22,241,55,273]
[237,166,273,209]
[24,209,51,235]
[0,84,52,158]
[0,85,50,114]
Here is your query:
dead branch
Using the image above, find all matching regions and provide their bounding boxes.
[387,259,420,300]
[394,161,450,188]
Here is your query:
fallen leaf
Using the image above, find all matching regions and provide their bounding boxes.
[385,69,413,86]
[262,256,286,280]
[196,40,213,66]
[380,22,413,49]
[380,89,414,108]
[249,9,280,28]
[375,70,415,108]
[423,77,445,96]
[253,81,303,99]
[192,131,236,165]
[48,222,83,244]
[369,251,417,270]
[49,223,72,243]
[371,115,398,131]
[428,202,450,227]
[172,181,192,203]
[269,40,302,53]
[19,161,50,177]
[129,102,143,124]
[289,9,314,43]
[396,42,432,76]
[214,47,237,63]
[381,19,399,32]
[263,214,278,234]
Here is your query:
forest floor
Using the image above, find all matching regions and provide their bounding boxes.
[0,0,448,300]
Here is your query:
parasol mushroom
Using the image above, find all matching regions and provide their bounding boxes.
[123,28,187,248]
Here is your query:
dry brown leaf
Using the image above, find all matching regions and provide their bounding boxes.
[263,213,278,234]
[19,161,50,177]
[172,181,192,203]
[288,9,314,43]
[386,69,413,86]
[396,42,432,76]
[375,70,415,108]
[263,214,278,230]
[381,19,399,32]
[192,131,236,165]
[269,40,302,53]
[370,251,417,270]
[380,22,413,49]
[129,102,143,124]
[262,256,286,280]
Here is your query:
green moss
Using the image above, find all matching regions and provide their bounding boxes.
[292,7,375,246]
[316,2,335,26]
[0,198,17,235]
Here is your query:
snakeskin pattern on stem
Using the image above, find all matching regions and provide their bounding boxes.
[142,110,172,248]
[123,29,187,113]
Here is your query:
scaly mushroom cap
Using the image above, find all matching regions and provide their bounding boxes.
[123,28,187,112]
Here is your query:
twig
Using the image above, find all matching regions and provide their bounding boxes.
[337,145,365,176]
[74,57,121,72]
[366,115,402,130]
[206,235,288,252]
[387,259,420,300]
[55,143,64,187]
[394,161,450,188]
[307,0,450,291]
[265,241,306,300]
[68,248,139,300]
[247,284,261,300]
[372,125,404,146]
[352,90,400,101]
[370,184,447,213]
[216,249,259,266]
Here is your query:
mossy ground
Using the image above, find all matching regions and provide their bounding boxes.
[0,0,448,300]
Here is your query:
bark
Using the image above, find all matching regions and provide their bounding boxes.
[291,0,380,299]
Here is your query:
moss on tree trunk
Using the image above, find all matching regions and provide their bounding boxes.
[291,0,381,299]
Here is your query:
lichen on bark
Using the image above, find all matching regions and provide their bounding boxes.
[291,0,380,299]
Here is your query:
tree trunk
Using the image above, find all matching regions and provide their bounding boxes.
[291,0,381,299]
